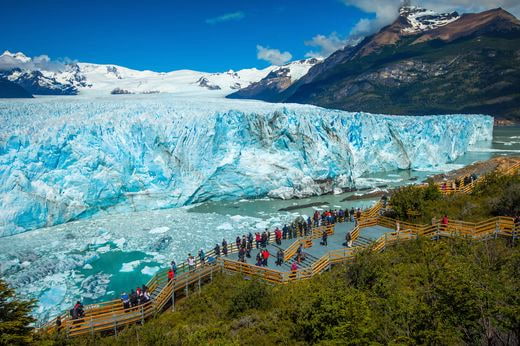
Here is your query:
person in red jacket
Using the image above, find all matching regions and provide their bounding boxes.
[255,232,261,249]
[167,269,174,282]
[441,215,449,225]
[262,249,270,266]
[275,228,282,245]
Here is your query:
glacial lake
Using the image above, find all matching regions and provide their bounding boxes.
[0,126,518,323]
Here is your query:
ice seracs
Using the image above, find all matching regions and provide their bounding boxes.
[0,95,493,237]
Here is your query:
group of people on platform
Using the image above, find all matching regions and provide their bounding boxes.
[64,206,362,325]
[120,285,151,310]
[441,173,479,191]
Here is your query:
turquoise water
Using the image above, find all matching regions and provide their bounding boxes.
[0,126,518,323]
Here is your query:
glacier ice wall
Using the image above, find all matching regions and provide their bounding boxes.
[0,95,493,236]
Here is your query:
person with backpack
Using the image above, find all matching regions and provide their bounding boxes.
[214,243,221,257]
[235,236,241,249]
[238,247,246,262]
[246,240,252,258]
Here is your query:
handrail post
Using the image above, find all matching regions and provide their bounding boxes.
[495,221,499,239]
[141,305,144,325]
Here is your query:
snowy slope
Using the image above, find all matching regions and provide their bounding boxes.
[0,50,287,96]
[0,95,493,236]
[400,6,460,34]
[76,62,276,96]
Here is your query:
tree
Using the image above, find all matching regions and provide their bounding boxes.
[0,279,36,345]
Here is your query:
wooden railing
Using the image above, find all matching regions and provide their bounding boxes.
[41,163,519,337]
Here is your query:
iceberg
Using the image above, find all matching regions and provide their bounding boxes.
[0,95,493,236]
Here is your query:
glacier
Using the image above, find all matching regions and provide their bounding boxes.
[0,95,493,237]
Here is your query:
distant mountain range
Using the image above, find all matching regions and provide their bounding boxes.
[2,5,519,120]
[0,51,320,98]
[230,6,520,120]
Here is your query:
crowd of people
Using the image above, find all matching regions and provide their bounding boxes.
[441,173,479,191]
[64,206,363,325]
[120,285,151,310]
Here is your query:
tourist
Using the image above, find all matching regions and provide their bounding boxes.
[350,208,355,222]
[282,224,288,239]
[56,316,62,331]
[255,232,261,249]
[241,235,247,248]
[321,229,328,246]
[121,292,130,310]
[290,262,298,279]
[345,231,352,247]
[356,208,362,220]
[276,249,284,266]
[167,269,174,283]
[214,243,221,257]
[396,221,400,233]
[248,232,253,244]
[130,289,138,308]
[238,246,246,262]
[188,254,196,271]
[262,249,270,266]
[170,260,177,274]
[261,231,267,248]
[198,248,205,264]
[256,252,262,266]
[246,240,252,258]
[275,227,282,245]
[441,215,449,226]
[267,230,271,245]
[235,236,241,249]
[222,239,228,256]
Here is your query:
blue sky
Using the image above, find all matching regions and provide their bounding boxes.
[0,0,369,72]
[2,0,516,72]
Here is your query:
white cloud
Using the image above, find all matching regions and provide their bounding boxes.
[304,32,361,58]
[343,0,520,37]
[205,11,245,25]
[0,51,72,72]
[256,45,292,65]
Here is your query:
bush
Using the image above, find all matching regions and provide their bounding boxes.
[0,279,36,346]
[227,279,271,317]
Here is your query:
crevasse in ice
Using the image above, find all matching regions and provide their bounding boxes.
[0,95,493,236]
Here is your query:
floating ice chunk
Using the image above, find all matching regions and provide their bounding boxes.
[120,260,141,272]
[96,245,111,253]
[113,238,126,248]
[216,223,233,230]
[141,266,160,276]
[149,226,170,234]
[83,264,93,270]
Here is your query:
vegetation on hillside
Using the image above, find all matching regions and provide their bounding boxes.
[38,237,520,346]
[387,172,520,223]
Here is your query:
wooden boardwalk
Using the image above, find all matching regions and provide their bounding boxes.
[41,161,520,337]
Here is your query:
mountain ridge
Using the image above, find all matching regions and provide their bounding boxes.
[229,7,520,120]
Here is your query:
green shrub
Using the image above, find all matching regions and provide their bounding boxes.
[0,279,36,346]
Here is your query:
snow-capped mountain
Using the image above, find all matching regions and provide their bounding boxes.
[0,50,310,97]
[228,58,322,101]
[400,6,460,34]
